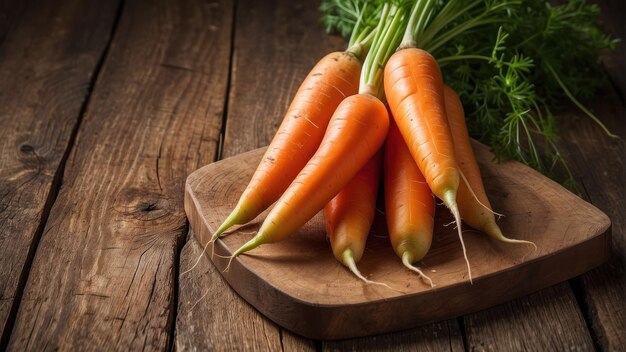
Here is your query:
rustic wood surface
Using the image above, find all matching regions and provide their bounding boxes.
[0,0,623,350]
[0,0,119,347]
[4,0,230,349]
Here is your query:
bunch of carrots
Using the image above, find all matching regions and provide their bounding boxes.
[205,0,613,286]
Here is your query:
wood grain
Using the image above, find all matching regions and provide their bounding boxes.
[0,0,118,346]
[0,0,28,46]
[559,92,625,350]
[569,2,626,348]
[6,0,230,349]
[596,0,625,100]
[175,0,340,349]
[175,230,312,351]
[323,320,464,351]
[185,142,610,339]
[465,283,595,351]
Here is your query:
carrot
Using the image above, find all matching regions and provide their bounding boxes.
[442,85,536,249]
[210,51,362,241]
[324,149,383,284]
[384,118,435,287]
[230,94,389,257]
[384,47,472,282]
[225,2,403,264]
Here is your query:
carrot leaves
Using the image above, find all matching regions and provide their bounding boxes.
[434,0,618,183]
[320,0,619,185]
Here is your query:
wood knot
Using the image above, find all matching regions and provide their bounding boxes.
[115,188,173,222]
[20,144,34,153]
[142,202,158,212]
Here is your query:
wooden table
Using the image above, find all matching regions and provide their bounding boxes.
[0,0,623,350]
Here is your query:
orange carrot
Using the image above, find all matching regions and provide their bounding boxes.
[325,149,383,283]
[211,51,362,241]
[384,47,472,282]
[384,118,435,286]
[230,94,389,257]
[224,2,402,263]
[443,85,536,248]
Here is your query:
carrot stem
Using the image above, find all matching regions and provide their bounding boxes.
[544,61,618,138]
[360,3,406,98]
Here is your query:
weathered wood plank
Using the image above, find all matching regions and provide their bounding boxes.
[465,283,595,351]
[0,0,28,47]
[6,0,231,349]
[596,0,625,99]
[175,230,304,351]
[567,3,626,348]
[559,92,625,351]
[0,0,119,347]
[323,320,464,352]
[175,0,334,349]
[221,0,347,158]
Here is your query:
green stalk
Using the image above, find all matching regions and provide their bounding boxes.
[359,3,407,98]
[399,0,436,50]
[347,29,375,61]
[544,61,618,138]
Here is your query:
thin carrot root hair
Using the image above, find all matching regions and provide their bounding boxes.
[208,227,256,258]
[484,221,538,251]
[458,168,504,218]
[181,238,214,276]
[223,253,237,273]
[222,235,261,273]
[443,190,473,284]
[458,168,538,251]
[342,250,397,291]
[401,252,435,288]
[212,252,231,259]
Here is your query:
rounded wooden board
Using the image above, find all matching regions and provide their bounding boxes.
[184,140,610,340]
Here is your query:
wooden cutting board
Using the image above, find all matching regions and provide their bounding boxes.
[184,141,610,340]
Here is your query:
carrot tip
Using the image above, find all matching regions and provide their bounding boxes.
[442,190,473,284]
[211,206,244,243]
[222,235,260,273]
[401,252,435,288]
[223,253,236,273]
[341,250,397,291]
[231,233,265,258]
[484,221,538,252]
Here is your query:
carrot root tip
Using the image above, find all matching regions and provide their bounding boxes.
[401,252,435,288]
[181,237,214,276]
[341,250,396,291]
[223,253,236,273]
[484,221,538,252]
[458,168,504,218]
[443,190,473,284]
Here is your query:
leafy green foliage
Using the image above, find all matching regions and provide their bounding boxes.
[434,0,617,182]
[320,0,384,46]
[321,0,618,184]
